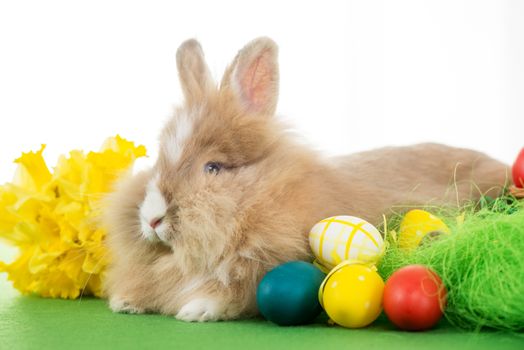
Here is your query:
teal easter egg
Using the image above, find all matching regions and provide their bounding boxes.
[256,261,325,326]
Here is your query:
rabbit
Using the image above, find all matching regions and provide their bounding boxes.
[103,37,509,322]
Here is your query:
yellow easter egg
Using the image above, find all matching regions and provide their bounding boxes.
[309,216,384,270]
[399,209,451,250]
[319,262,384,328]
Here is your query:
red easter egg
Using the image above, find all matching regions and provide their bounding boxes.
[513,148,524,188]
[383,265,447,331]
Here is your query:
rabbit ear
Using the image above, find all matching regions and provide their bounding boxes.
[176,39,214,105]
[222,37,279,116]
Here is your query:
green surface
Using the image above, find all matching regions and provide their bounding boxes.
[1,246,524,350]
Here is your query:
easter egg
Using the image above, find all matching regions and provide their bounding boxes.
[383,265,447,331]
[513,148,524,188]
[256,261,325,326]
[309,216,384,270]
[399,210,450,250]
[319,261,384,328]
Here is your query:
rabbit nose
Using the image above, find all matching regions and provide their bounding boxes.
[149,216,165,229]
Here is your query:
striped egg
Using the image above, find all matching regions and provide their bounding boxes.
[309,215,384,270]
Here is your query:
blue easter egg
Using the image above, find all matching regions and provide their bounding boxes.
[256,261,325,326]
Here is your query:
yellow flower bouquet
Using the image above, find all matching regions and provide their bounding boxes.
[0,136,146,299]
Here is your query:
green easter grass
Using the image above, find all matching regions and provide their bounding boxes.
[1,247,523,350]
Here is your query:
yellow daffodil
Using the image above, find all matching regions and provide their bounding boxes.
[0,135,146,299]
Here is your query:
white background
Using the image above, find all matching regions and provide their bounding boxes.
[0,0,523,183]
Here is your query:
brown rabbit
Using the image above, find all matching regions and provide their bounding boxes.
[103,37,509,321]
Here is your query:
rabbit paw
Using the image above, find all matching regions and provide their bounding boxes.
[109,297,145,314]
[176,298,223,322]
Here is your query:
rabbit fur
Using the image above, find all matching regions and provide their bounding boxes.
[103,37,509,322]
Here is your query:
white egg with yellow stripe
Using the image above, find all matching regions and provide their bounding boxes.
[309,215,385,270]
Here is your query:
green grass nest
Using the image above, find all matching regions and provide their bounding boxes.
[378,194,524,331]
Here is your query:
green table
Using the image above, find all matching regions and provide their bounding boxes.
[1,245,523,350]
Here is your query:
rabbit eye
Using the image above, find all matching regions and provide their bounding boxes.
[204,162,222,175]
